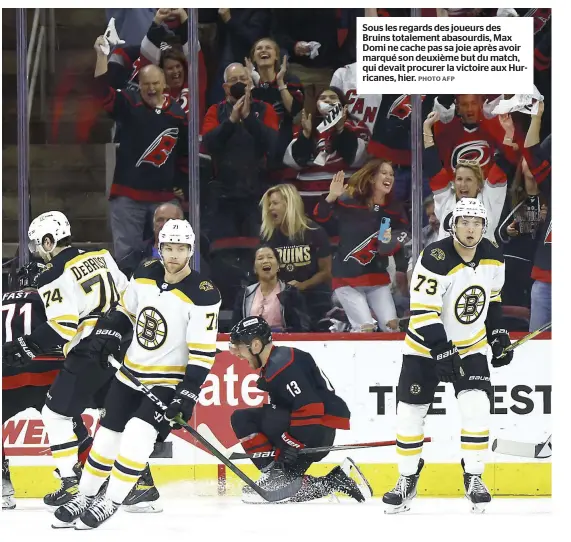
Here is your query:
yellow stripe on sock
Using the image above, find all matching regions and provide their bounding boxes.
[90,450,115,467]
[117,455,146,471]
[396,448,423,456]
[111,469,140,484]
[85,463,110,478]
[461,443,489,450]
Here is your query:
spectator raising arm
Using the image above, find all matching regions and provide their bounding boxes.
[219,8,271,57]
[141,9,190,63]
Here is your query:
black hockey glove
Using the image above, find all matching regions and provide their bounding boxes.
[165,381,200,430]
[430,341,464,383]
[488,328,513,368]
[88,311,131,367]
[275,432,305,466]
[2,336,40,369]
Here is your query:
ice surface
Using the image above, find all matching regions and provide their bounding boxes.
[0,496,551,541]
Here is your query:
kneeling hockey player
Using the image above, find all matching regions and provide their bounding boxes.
[229,315,372,503]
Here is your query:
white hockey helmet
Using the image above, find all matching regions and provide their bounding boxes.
[28,211,71,255]
[451,198,487,247]
[158,219,195,259]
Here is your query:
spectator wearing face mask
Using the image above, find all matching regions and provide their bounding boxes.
[201,62,279,240]
[232,245,310,332]
[208,8,271,105]
[283,86,368,217]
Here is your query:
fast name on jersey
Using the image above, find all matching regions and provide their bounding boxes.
[2,291,36,302]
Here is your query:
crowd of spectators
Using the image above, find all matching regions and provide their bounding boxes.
[94,7,551,333]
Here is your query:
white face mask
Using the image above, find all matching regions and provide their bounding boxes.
[317,100,336,115]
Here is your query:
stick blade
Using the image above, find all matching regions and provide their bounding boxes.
[492,436,552,458]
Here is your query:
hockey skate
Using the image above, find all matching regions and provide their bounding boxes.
[51,477,109,527]
[462,460,491,514]
[44,475,80,508]
[123,464,163,513]
[322,458,372,502]
[75,495,120,530]
[2,458,16,510]
[52,493,95,529]
[242,462,299,504]
[382,458,424,514]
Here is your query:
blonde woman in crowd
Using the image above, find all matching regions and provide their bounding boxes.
[260,184,332,326]
[423,110,510,241]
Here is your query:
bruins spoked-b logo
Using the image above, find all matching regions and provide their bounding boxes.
[136,307,167,350]
[455,286,486,324]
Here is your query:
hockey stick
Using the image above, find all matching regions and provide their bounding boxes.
[228,437,433,461]
[197,423,432,460]
[502,321,551,355]
[492,434,551,459]
[107,356,301,503]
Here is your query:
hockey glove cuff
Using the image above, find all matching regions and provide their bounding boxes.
[2,336,40,369]
[489,328,513,367]
[89,310,131,367]
[275,432,305,465]
[165,382,200,430]
[430,341,463,383]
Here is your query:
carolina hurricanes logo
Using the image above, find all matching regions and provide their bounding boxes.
[529,8,551,34]
[136,127,179,168]
[544,220,552,244]
[344,232,378,265]
[450,140,491,171]
[387,95,426,120]
[316,136,334,155]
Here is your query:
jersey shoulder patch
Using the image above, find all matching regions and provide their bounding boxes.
[264,346,295,382]
[36,248,82,288]
[479,238,505,264]
[133,258,163,281]
[420,237,457,275]
[176,271,221,306]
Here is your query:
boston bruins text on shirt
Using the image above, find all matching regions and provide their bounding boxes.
[403,236,505,359]
[116,260,221,390]
[35,248,129,356]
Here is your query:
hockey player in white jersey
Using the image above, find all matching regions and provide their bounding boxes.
[382,199,513,514]
[4,211,129,506]
[52,219,221,530]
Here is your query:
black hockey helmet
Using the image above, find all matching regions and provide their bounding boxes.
[16,261,46,290]
[230,316,272,348]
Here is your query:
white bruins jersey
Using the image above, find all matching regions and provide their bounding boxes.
[35,248,129,356]
[434,182,506,242]
[116,260,221,390]
[403,237,505,359]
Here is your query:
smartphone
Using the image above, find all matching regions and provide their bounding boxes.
[378,217,391,243]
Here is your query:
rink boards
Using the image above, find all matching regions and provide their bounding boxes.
[3,333,551,497]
